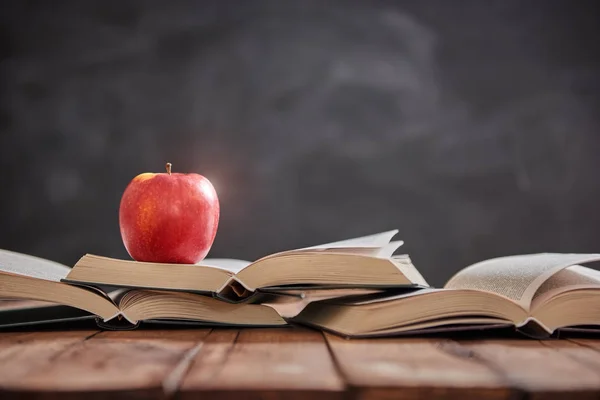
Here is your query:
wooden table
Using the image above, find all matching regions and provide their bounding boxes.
[1,327,600,399]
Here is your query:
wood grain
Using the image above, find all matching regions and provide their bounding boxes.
[541,340,600,372]
[460,339,600,400]
[0,330,99,398]
[325,334,510,400]
[1,329,599,399]
[179,327,345,400]
[0,330,98,376]
[569,338,600,351]
[0,329,210,399]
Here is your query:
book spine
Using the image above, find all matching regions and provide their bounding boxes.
[94,316,140,331]
[515,318,552,339]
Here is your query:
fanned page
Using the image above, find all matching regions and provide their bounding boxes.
[260,241,405,262]
[0,250,121,320]
[0,249,71,282]
[201,258,252,273]
[532,265,600,307]
[297,230,400,250]
[445,253,600,310]
[256,231,404,261]
[201,231,401,272]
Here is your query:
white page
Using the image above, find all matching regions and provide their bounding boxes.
[200,258,252,273]
[289,243,404,258]
[570,265,600,283]
[445,253,600,309]
[532,265,600,306]
[0,249,71,282]
[376,241,404,258]
[300,230,399,250]
[203,230,401,273]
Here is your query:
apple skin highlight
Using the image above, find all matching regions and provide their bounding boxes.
[119,164,220,264]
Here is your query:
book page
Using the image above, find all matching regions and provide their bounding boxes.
[391,255,428,286]
[262,288,383,318]
[532,265,600,306]
[0,249,71,282]
[376,241,404,258]
[444,253,600,309]
[254,230,402,264]
[284,241,404,259]
[0,299,58,311]
[299,230,398,250]
[200,258,251,273]
[330,288,437,305]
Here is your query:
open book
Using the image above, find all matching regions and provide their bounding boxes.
[62,230,425,298]
[0,231,423,328]
[295,253,600,337]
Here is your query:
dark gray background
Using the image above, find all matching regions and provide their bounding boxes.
[1,0,599,286]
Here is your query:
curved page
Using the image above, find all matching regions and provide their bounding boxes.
[531,265,600,308]
[445,253,600,309]
[0,249,71,281]
[299,230,399,250]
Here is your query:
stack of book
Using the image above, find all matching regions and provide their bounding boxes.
[1,230,599,338]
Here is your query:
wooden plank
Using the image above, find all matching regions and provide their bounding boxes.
[179,327,345,400]
[2,329,598,399]
[0,329,210,399]
[462,339,600,400]
[325,334,510,400]
[0,330,98,397]
[0,330,84,350]
[0,330,98,372]
[0,330,94,344]
[541,340,600,372]
[568,339,600,351]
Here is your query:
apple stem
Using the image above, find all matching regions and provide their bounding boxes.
[166,163,172,175]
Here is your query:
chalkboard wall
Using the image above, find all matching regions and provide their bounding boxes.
[1,0,599,285]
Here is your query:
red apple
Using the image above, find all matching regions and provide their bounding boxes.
[119,163,219,264]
